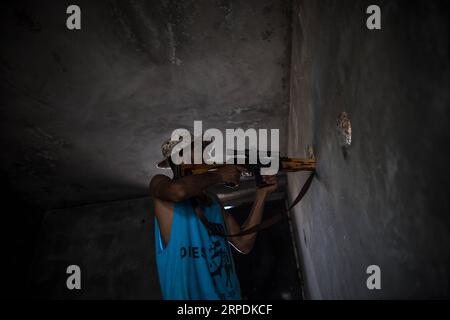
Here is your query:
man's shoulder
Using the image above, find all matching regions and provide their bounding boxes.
[150,174,171,190]
[151,173,171,183]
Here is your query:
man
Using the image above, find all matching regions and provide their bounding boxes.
[149,138,278,300]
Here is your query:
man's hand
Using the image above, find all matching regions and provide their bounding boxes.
[221,174,278,254]
[257,175,279,195]
[217,165,244,186]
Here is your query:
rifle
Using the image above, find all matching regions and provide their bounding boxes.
[173,152,316,237]
[176,156,316,189]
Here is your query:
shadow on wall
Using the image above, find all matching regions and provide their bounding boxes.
[30,197,162,299]
[2,184,44,299]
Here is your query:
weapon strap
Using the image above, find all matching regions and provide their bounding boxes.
[193,172,315,238]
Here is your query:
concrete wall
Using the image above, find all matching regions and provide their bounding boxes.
[0,0,291,210]
[0,0,292,298]
[287,0,450,299]
[31,197,161,299]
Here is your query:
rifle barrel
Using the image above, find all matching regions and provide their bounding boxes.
[180,157,316,176]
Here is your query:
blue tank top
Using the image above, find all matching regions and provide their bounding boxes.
[154,198,242,300]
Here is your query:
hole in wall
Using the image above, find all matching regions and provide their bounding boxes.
[303,228,307,246]
[337,112,352,159]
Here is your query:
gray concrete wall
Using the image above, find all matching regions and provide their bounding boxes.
[0,0,292,298]
[31,197,161,299]
[287,0,450,299]
[0,0,291,210]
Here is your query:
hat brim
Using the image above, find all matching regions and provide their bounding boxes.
[156,158,171,169]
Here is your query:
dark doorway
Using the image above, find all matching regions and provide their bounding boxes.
[228,199,303,300]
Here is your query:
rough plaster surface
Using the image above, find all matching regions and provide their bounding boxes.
[31,197,161,299]
[0,0,290,210]
[287,0,450,299]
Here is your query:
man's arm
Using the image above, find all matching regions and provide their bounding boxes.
[149,166,243,202]
[220,176,278,254]
[150,166,244,248]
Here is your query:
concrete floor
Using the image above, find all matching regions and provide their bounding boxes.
[287,0,450,299]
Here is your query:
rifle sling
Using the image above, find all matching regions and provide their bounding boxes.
[193,172,315,238]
